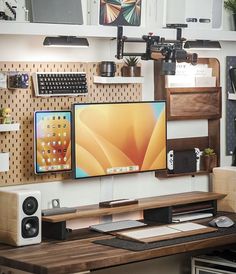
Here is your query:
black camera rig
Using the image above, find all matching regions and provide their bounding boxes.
[0,1,16,21]
[116,26,198,75]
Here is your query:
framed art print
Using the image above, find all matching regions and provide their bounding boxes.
[99,0,142,26]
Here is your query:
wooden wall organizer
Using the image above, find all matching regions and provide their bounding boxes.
[0,62,142,186]
[166,87,221,120]
[154,58,221,178]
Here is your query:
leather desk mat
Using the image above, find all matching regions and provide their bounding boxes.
[94,225,236,251]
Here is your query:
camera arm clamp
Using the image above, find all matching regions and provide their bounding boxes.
[116,26,198,75]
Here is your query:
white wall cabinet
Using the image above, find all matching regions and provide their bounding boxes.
[1,22,236,41]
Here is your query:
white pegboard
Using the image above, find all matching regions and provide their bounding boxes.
[0,62,142,186]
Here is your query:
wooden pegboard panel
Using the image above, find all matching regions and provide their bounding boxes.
[0,62,142,186]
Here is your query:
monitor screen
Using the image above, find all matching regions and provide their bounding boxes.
[73,101,166,179]
[34,111,72,174]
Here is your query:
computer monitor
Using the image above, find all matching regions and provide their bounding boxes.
[73,101,166,179]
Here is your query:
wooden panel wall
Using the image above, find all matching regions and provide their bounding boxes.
[0,62,142,186]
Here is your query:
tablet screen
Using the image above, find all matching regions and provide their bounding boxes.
[34,111,72,174]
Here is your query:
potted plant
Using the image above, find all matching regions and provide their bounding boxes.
[224,0,236,30]
[121,56,141,77]
[203,148,217,172]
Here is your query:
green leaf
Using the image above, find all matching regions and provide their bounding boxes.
[124,56,139,66]
[203,148,216,156]
[224,0,236,13]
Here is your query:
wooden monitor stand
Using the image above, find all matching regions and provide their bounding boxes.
[42,191,226,240]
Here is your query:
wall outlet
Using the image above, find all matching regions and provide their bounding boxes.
[0,152,9,172]
[0,72,7,88]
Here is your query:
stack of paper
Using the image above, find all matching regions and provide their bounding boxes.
[165,63,216,88]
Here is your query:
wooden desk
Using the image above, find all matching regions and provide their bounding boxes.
[0,192,231,274]
[1,214,236,274]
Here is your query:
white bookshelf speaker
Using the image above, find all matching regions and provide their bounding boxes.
[0,189,41,246]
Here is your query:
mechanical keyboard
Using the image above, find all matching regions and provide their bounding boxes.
[33,72,88,96]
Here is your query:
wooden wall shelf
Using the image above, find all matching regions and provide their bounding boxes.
[154,58,221,178]
[156,170,209,179]
[93,76,144,84]
[42,191,226,240]
[0,123,20,132]
[156,137,212,178]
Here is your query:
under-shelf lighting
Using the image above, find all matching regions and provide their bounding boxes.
[184,40,221,50]
[43,36,89,48]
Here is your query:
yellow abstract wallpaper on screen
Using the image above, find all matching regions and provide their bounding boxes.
[74,102,166,178]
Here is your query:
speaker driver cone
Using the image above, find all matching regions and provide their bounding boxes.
[22,217,39,238]
[22,196,38,215]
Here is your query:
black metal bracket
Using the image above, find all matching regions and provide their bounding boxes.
[115,26,198,75]
[42,221,70,240]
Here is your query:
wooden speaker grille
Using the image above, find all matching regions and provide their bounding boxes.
[0,62,142,186]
